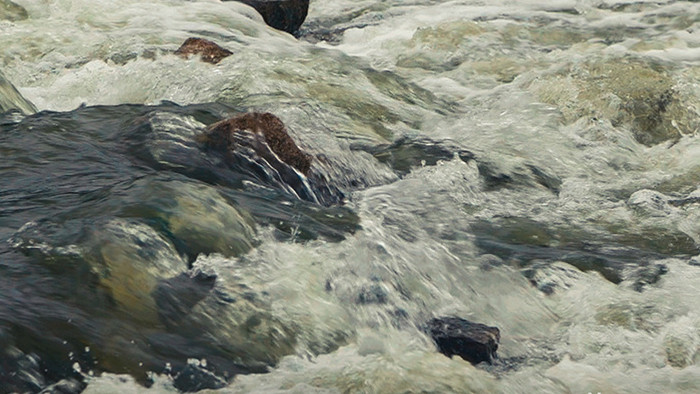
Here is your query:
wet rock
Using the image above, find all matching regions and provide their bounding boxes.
[0,335,45,393]
[40,378,86,394]
[228,0,309,35]
[559,253,622,284]
[476,160,561,194]
[204,112,312,175]
[627,189,672,217]
[172,361,227,392]
[426,317,500,365]
[366,136,473,176]
[0,70,37,114]
[356,283,388,305]
[84,219,187,324]
[0,0,28,21]
[529,56,700,146]
[175,38,233,64]
[200,112,321,203]
[627,263,668,292]
[690,256,700,267]
[154,272,217,328]
[124,177,257,259]
[522,261,583,295]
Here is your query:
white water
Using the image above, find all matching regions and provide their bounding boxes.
[4,0,700,392]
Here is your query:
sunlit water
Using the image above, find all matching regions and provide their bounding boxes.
[2,0,700,392]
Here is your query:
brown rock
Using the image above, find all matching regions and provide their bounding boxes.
[175,38,233,64]
[228,0,309,34]
[203,112,312,175]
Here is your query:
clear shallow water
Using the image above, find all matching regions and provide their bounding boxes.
[2,0,700,392]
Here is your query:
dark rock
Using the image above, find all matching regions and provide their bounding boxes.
[363,136,474,176]
[202,112,312,175]
[477,161,561,194]
[172,363,227,392]
[426,317,500,365]
[228,0,309,34]
[629,263,668,292]
[356,284,388,305]
[175,38,233,64]
[154,272,217,328]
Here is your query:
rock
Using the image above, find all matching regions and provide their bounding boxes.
[204,113,312,175]
[172,361,227,392]
[627,263,668,292]
[366,136,474,176]
[0,70,37,114]
[229,0,309,35]
[124,177,257,259]
[627,189,672,217]
[175,38,233,64]
[522,261,583,295]
[40,378,86,394]
[356,283,388,305]
[153,272,217,328]
[527,56,699,146]
[0,0,28,21]
[84,219,187,324]
[426,317,500,365]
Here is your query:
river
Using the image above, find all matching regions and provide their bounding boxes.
[2,0,700,392]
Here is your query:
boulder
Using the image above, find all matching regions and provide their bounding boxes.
[124,177,257,259]
[426,317,500,365]
[203,112,312,175]
[228,0,309,34]
[84,219,187,324]
[175,38,232,64]
[527,56,699,146]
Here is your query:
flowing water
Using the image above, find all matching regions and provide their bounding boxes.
[2,0,700,392]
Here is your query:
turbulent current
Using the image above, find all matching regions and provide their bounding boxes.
[2,0,700,392]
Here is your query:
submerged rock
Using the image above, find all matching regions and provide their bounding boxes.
[175,38,233,64]
[39,378,85,394]
[522,261,583,295]
[527,56,699,146]
[164,277,298,369]
[229,0,309,34]
[123,177,257,259]
[172,361,227,392]
[0,0,27,21]
[365,136,473,176]
[626,263,668,292]
[83,219,187,324]
[426,317,500,365]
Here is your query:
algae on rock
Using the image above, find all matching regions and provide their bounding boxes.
[527,56,700,146]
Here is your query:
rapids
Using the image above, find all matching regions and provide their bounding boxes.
[2,0,700,392]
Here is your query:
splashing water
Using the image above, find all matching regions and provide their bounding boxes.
[2,0,700,392]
